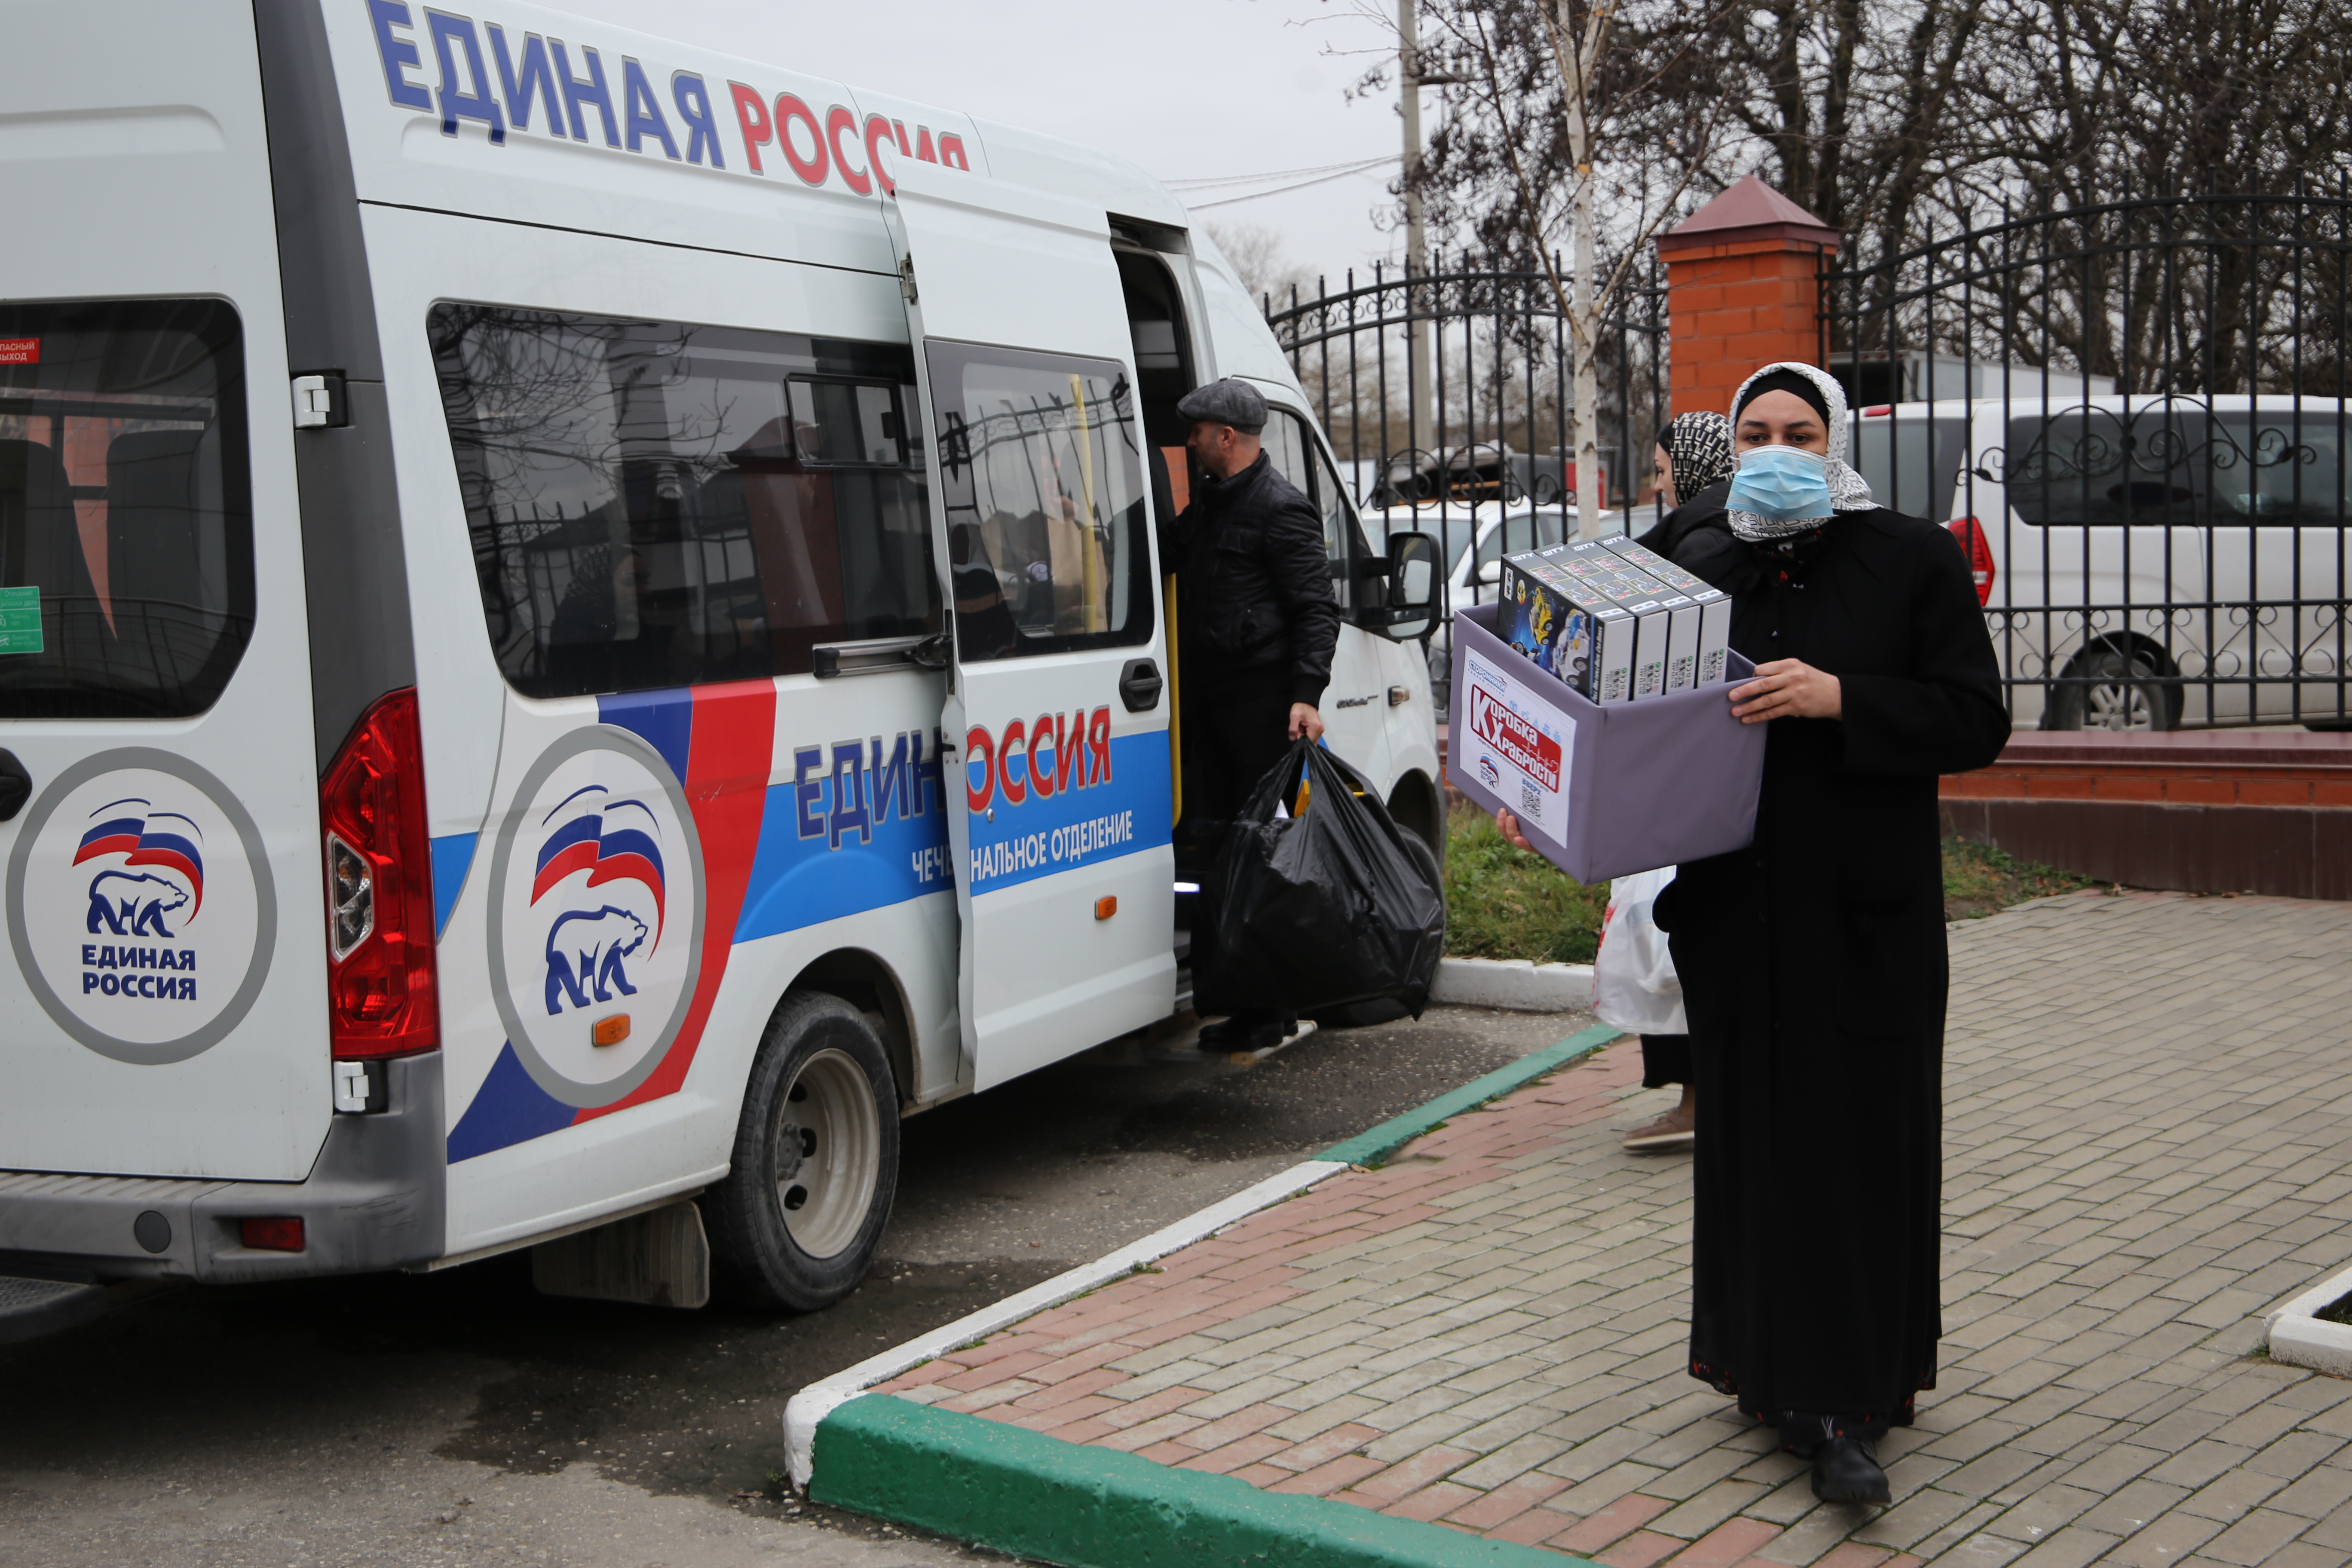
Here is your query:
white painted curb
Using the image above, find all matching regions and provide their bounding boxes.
[782,1157,1351,1488]
[1430,956,1593,1013]
[2265,1259,2352,1377]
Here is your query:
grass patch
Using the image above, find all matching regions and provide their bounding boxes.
[1942,836,2093,919]
[2318,1292,2352,1327]
[1443,804,1608,963]
[1443,806,2094,963]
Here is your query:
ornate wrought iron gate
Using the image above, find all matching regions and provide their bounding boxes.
[1820,187,2352,729]
[1264,256,1668,719]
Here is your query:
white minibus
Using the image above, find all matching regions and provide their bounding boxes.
[1854,395,2352,729]
[0,0,1445,1316]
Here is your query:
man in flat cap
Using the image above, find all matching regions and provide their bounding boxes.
[1169,377,1341,1052]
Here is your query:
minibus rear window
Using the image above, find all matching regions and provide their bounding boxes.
[431,305,940,696]
[1850,415,1965,522]
[0,300,253,718]
[2006,407,2352,526]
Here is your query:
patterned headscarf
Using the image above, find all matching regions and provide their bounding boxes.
[1724,361,1875,541]
[1659,412,1735,504]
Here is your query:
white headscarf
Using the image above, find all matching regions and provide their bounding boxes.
[1725,361,1875,541]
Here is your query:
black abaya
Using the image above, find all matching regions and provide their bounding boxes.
[1654,508,2009,1424]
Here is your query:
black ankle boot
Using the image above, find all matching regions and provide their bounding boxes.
[1811,1435,1890,1504]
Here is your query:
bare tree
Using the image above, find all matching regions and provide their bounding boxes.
[1204,222,1317,308]
[1354,0,2352,432]
[1351,0,1730,536]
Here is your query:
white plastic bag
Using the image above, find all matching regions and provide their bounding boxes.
[1592,866,1686,1035]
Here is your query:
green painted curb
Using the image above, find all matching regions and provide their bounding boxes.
[1317,1023,1624,1168]
[812,1393,1585,1567]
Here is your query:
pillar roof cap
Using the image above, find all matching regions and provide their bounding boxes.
[1659,175,1840,254]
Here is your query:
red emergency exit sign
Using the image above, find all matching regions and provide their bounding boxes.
[0,339,38,365]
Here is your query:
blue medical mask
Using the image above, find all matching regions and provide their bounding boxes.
[1727,444,1834,521]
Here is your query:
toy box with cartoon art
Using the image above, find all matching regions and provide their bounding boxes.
[1496,551,1635,704]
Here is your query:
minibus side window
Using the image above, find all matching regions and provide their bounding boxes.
[0,300,254,719]
[431,305,940,696]
[1266,409,1372,605]
[788,379,905,467]
[1263,413,1312,502]
[2000,408,2352,527]
[2205,414,2352,523]
[928,342,1153,660]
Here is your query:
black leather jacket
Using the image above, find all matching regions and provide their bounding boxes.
[1166,452,1340,706]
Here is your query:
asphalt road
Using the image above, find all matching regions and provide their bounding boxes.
[0,1004,1612,1568]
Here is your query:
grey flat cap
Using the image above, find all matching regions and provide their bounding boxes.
[1176,377,1268,434]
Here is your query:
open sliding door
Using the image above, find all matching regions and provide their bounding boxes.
[884,163,1173,1091]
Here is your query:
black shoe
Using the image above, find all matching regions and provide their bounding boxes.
[1810,1436,1890,1505]
[1197,1014,1287,1052]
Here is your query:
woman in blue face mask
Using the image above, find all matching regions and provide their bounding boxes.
[1639,360,2010,1506]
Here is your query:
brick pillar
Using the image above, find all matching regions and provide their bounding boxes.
[1657,175,1841,417]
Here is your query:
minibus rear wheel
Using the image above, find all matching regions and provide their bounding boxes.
[703,992,898,1312]
[2049,643,2181,731]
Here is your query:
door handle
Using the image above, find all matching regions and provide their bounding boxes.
[1118,658,1164,713]
[0,749,30,821]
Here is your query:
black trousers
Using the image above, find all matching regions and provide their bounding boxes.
[1180,671,1295,1016]
[1640,1033,1692,1089]
[1180,670,1295,834]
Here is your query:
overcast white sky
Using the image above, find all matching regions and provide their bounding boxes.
[559,0,1410,291]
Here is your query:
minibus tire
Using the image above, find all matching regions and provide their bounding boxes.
[2049,644,2180,732]
[703,992,898,1313]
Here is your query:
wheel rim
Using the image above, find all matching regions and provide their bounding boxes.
[2085,682,2154,729]
[2084,661,2158,730]
[773,1047,881,1260]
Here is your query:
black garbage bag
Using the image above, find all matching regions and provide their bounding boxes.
[1194,738,1447,1020]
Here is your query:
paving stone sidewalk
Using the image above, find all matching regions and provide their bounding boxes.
[873,891,2352,1565]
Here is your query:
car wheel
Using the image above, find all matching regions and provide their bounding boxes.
[702,992,898,1312]
[2049,644,2179,731]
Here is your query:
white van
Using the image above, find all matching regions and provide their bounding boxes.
[1854,396,2352,729]
[1355,501,1645,718]
[0,1,1444,1312]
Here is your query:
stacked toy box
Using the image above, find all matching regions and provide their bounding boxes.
[1449,539,1767,883]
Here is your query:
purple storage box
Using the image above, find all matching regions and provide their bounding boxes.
[1447,600,1767,883]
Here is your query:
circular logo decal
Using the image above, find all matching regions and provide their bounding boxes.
[6,749,278,1066]
[486,728,705,1109]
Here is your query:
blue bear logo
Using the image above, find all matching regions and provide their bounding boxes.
[87,870,193,939]
[543,904,651,1016]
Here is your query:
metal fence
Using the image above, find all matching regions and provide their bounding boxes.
[1265,257,1669,719]
[1820,185,2352,729]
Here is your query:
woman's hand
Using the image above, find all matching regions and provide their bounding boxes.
[1494,806,1535,851]
[1729,658,1842,723]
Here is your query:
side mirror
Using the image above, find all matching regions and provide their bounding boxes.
[1383,530,1442,642]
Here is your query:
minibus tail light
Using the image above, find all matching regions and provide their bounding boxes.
[320,689,438,1060]
[240,1217,306,1252]
[1948,516,1997,606]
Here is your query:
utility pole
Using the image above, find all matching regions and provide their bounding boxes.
[1399,0,1435,468]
